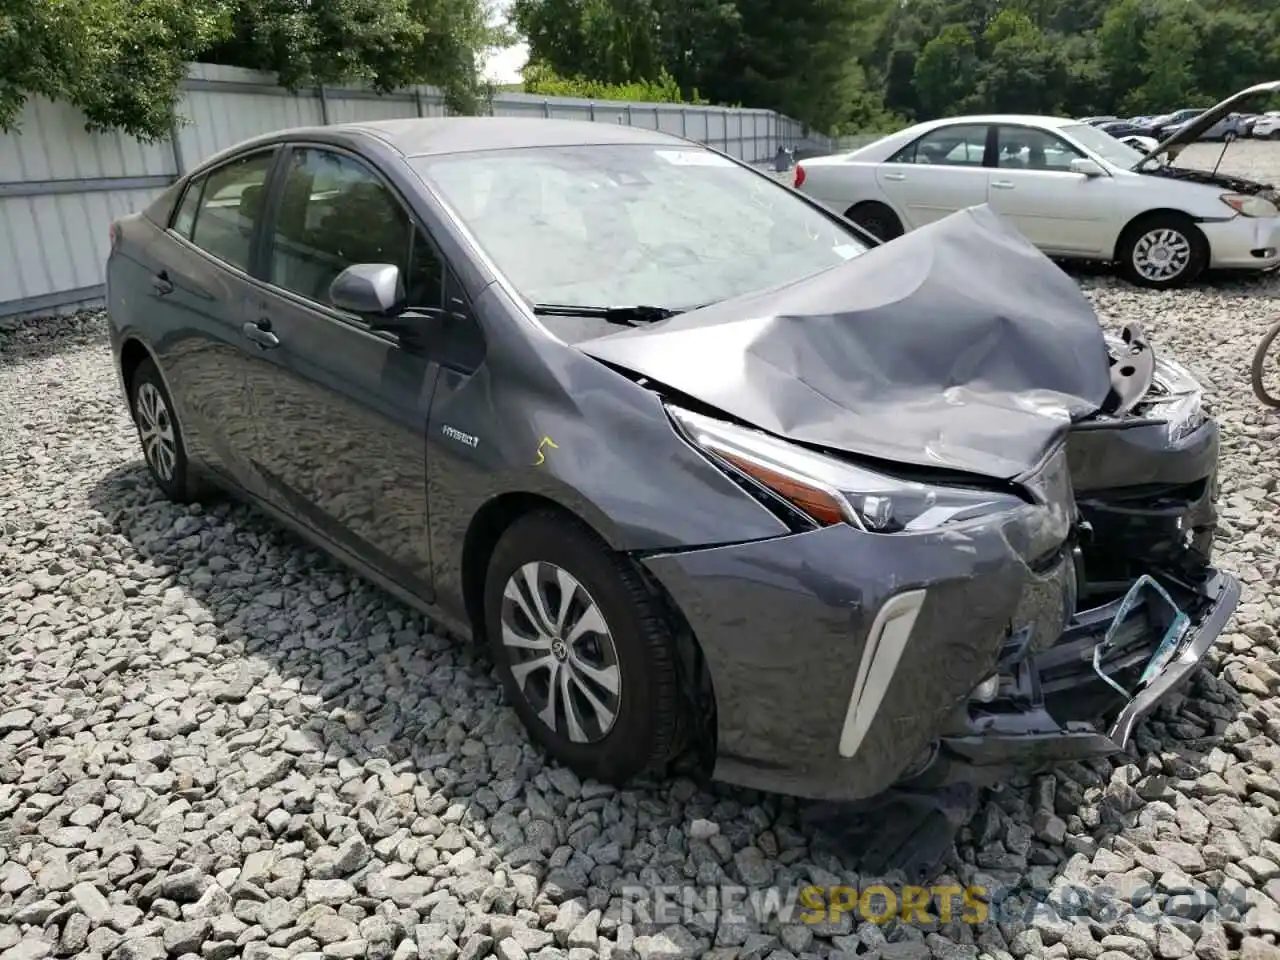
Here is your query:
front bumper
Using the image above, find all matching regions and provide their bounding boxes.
[1201,215,1280,270]
[641,514,1078,803]
[931,568,1239,776]
[642,516,1239,802]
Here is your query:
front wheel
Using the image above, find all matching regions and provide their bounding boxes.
[483,510,683,784]
[1117,214,1208,289]
[1251,318,1280,408]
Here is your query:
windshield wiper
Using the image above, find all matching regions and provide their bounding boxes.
[532,303,683,326]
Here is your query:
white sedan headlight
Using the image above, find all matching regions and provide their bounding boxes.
[1220,193,1279,218]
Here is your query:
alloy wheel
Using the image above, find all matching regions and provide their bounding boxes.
[135,381,178,482]
[499,561,622,744]
[1132,228,1192,283]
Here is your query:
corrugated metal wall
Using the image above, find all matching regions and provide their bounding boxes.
[0,63,830,318]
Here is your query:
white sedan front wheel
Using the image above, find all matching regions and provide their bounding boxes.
[1118,214,1209,290]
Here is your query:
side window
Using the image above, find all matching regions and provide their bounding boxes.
[171,179,204,239]
[187,151,276,271]
[889,125,989,166]
[268,147,444,310]
[997,127,1085,171]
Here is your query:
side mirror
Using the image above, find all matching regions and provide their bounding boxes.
[329,263,405,316]
[1069,158,1106,178]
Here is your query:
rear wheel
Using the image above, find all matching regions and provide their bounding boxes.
[1269,130,1280,141]
[845,201,904,243]
[129,357,204,502]
[1117,213,1208,290]
[483,510,682,784]
[1251,318,1280,408]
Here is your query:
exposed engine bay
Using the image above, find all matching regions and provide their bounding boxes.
[1141,161,1279,202]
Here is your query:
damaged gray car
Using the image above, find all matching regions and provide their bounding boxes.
[105,117,1240,805]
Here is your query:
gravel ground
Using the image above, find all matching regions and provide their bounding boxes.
[2,141,1280,960]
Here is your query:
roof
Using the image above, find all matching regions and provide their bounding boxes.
[340,116,688,157]
[912,114,1079,130]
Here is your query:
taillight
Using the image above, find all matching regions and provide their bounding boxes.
[793,165,806,189]
[108,221,121,252]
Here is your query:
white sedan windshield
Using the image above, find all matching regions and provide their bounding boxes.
[412,144,869,310]
[1061,123,1147,167]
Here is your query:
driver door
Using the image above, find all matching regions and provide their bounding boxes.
[241,144,447,598]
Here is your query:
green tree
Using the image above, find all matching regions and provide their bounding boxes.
[976,10,1066,113]
[1095,0,1150,112]
[1127,4,1201,114]
[0,0,233,140]
[914,24,979,118]
[206,0,498,113]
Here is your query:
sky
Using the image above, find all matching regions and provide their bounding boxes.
[483,41,529,85]
[481,0,528,85]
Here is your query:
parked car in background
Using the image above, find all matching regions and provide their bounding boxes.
[1171,112,1244,142]
[1078,116,1119,126]
[1143,108,1204,138]
[792,81,1280,288]
[1118,134,1159,153]
[1252,112,1280,139]
[106,115,1240,803]
[1099,119,1148,139]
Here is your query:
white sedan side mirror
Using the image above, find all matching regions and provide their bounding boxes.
[1069,158,1107,178]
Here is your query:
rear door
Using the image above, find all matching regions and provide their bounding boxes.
[145,148,280,493]
[874,123,992,228]
[986,124,1116,256]
[240,143,476,600]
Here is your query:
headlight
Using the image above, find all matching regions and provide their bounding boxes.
[1220,193,1279,217]
[667,405,1071,552]
[1147,354,1207,442]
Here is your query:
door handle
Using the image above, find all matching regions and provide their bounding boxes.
[883,172,907,181]
[242,320,280,349]
[151,271,174,296]
[991,180,1015,189]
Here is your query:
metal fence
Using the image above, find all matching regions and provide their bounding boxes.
[0,62,834,319]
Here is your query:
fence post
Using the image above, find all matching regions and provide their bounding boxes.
[317,85,330,124]
[654,106,660,131]
[414,89,425,118]
[589,101,596,121]
[168,117,186,178]
[680,108,687,138]
[625,104,632,126]
[543,100,550,118]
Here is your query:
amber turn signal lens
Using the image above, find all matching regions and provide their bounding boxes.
[718,451,847,526]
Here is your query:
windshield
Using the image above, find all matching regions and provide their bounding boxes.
[411,144,869,311]
[1061,123,1146,167]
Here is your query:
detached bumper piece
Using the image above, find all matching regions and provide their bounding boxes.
[936,568,1240,772]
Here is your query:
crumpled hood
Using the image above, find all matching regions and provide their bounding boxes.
[578,204,1114,480]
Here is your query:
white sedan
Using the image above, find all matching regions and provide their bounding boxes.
[793,82,1280,289]
[1253,112,1280,139]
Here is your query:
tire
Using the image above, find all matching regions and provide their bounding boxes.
[1269,130,1280,141]
[128,356,203,502]
[1117,213,1209,290]
[483,509,682,784]
[1251,318,1280,408]
[845,201,904,243]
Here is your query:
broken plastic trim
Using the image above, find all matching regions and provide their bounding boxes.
[1104,322,1155,417]
[1090,574,1190,699]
